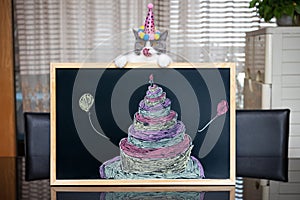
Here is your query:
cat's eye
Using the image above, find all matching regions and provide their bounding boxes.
[151,41,157,47]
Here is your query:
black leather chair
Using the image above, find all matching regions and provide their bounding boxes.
[236,109,290,182]
[24,112,50,181]
[24,110,290,181]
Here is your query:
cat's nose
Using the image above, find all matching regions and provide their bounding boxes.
[143,48,152,57]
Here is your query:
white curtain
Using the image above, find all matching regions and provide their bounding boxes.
[169,0,274,71]
[15,0,159,112]
[15,0,273,113]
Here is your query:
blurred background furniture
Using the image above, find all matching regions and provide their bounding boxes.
[244,27,300,200]
[236,109,290,181]
[24,112,50,181]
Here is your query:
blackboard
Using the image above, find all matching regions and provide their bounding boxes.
[50,63,236,185]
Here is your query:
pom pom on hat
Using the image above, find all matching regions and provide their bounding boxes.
[148,3,153,9]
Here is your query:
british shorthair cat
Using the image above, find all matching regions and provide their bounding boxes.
[114,3,172,68]
[114,29,172,68]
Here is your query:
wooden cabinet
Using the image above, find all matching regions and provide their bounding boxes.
[0,0,16,157]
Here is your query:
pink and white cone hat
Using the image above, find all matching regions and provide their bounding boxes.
[144,3,155,35]
[137,3,160,41]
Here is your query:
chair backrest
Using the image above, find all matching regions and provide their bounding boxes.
[236,109,290,181]
[24,112,50,181]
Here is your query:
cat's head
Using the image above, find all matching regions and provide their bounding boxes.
[133,29,168,56]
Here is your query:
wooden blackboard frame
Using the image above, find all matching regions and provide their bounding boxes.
[50,62,236,186]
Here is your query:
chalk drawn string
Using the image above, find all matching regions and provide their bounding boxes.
[79,93,109,139]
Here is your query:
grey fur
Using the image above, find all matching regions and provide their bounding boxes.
[133,30,168,55]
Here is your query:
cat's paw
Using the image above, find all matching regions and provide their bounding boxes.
[158,54,172,68]
[114,55,127,68]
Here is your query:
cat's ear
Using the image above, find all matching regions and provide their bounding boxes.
[132,29,139,39]
[159,31,168,41]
